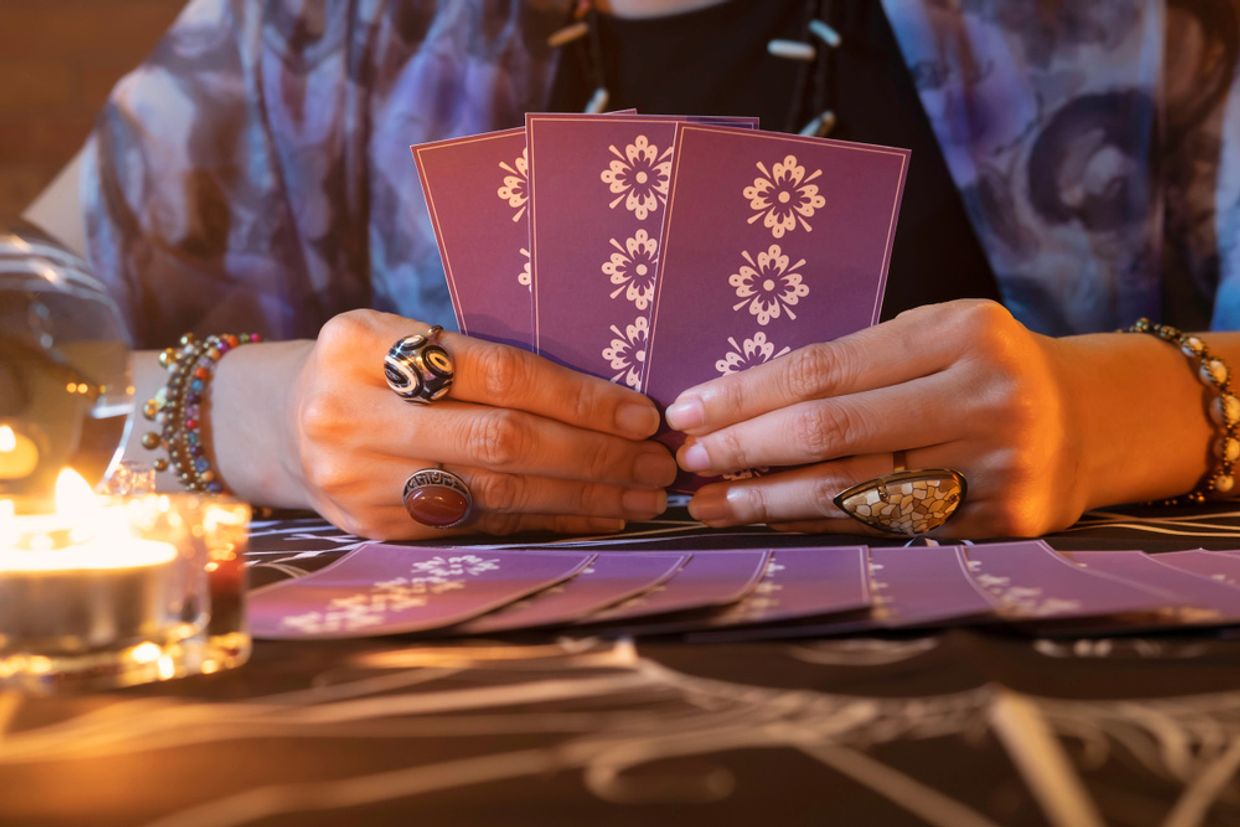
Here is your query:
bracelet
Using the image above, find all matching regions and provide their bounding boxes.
[1124,317,1238,505]
[140,332,261,493]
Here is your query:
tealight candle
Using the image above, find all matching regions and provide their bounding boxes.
[0,470,193,691]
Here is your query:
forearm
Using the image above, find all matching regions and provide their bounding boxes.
[124,341,313,508]
[1055,330,1240,510]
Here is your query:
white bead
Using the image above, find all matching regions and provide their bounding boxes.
[1216,474,1235,494]
[1182,336,1205,357]
[547,21,588,48]
[1219,437,1240,462]
[1200,358,1228,387]
[584,86,610,114]
[1211,393,1240,427]
[809,19,843,48]
[799,109,837,137]
[768,39,816,61]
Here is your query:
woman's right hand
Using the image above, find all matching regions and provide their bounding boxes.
[266,310,676,540]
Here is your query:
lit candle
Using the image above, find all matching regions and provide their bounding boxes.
[0,470,181,683]
[0,424,38,480]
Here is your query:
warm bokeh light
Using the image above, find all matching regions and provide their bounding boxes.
[0,425,15,453]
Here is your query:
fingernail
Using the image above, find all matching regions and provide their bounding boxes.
[688,488,732,525]
[616,402,660,438]
[622,488,667,518]
[679,441,711,472]
[635,451,677,487]
[589,518,627,533]
[665,397,704,431]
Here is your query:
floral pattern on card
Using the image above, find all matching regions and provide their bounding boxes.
[497,148,528,222]
[729,244,810,325]
[715,332,791,376]
[602,315,649,389]
[518,247,531,292]
[743,155,826,238]
[602,229,658,310]
[601,135,672,220]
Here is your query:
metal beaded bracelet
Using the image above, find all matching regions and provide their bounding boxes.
[1125,317,1239,505]
[140,332,261,493]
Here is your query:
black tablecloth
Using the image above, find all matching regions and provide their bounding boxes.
[4,505,1240,827]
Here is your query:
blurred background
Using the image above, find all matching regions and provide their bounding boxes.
[0,0,183,223]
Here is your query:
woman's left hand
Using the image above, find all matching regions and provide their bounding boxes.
[664,300,1089,538]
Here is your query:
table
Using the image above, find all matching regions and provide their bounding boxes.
[3,505,1240,827]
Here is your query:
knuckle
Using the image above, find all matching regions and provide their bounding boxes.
[730,484,769,523]
[474,472,524,513]
[484,512,525,536]
[303,456,351,493]
[318,310,372,355]
[298,393,338,442]
[712,428,749,472]
[795,403,855,459]
[986,501,1041,538]
[782,344,837,400]
[585,437,623,482]
[468,409,527,468]
[811,475,844,516]
[476,345,529,403]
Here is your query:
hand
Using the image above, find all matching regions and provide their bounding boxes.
[280,310,676,539]
[664,300,1086,538]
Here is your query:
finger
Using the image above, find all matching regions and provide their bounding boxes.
[359,463,667,522]
[332,389,677,488]
[351,507,629,542]
[687,454,895,527]
[325,309,661,439]
[677,369,964,474]
[664,302,986,434]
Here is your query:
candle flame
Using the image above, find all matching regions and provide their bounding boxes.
[0,425,15,453]
[55,468,98,514]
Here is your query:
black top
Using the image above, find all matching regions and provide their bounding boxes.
[547,0,1001,319]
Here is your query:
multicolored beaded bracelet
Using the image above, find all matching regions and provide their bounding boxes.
[140,332,261,494]
[1124,318,1238,505]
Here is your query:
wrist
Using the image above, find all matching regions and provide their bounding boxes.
[211,339,315,508]
[1052,331,1213,510]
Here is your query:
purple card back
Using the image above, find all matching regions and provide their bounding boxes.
[1064,551,1240,622]
[249,543,591,639]
[964,542,1173,619]
[526,114,756,386]
[577,549,769,624]
[1151,550,1240,586]
[616,545,871,636]
[692,546,990,642]
[455,551,688,634]
[413,128,533,349]
[643,125,909,488]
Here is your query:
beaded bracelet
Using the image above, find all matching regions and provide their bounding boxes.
[1124,318,1238,505]
[140,332,261,493]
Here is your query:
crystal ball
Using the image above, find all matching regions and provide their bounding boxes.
[0,229,131,510]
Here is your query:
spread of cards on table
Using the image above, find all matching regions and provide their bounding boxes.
[412,113,908,487]
[248,541,1240,641]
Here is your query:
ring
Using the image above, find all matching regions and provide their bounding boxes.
[833,463,967,536]
[384,326,454,404]
[402,467,474,528]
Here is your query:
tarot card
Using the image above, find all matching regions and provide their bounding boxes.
[691,546,992,642]
[249,543,592,639]
[1064,551,1240,624]
[615,545,871,636]
[454,551,688,634]
[526,114,756,386]
[642,124,909,488]
[1150,549,1240,586]
[963,542,1175,620]
[413,128,535,349]
[575,549,769,625]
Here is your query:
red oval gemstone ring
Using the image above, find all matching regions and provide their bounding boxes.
[402,467,474,529]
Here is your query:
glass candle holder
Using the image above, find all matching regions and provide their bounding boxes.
[0,486,251,693]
